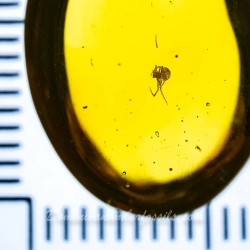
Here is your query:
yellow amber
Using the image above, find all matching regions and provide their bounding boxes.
[25,0,249,215]
[64,0,239,183]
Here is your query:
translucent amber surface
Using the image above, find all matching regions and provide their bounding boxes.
[64,0,239,183]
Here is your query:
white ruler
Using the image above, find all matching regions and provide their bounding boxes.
[0,1,250,249]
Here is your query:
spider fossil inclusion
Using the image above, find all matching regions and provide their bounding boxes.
[150,65,171,104]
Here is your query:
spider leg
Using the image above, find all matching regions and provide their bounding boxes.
[150,80,161,96]
[160,79,166,87]
[159,86,168,105]
[150,86,159,96]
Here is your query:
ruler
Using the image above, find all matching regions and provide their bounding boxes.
[0,1,250,249]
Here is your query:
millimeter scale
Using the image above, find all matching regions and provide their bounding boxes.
[0,1,250,249]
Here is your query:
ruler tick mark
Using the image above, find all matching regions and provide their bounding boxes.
[117,209,122,240]
[99,208,104,240]
[205,204,211,249]
[187,212,193,240]
[0,160,20,166]
[0,37,19,42]
[0,125,20,130]
[0,20,24,24]
[63,208,69,241]
[0,108,20,113]
[0,178,20,183]
[0,55,19,59]
[170,219,175,240]
[81,208,86,240]
[152,219,157,240]
[0,143,20,148]
[223,207,229,240]
[134,216,140,240]
[0,90,19,95]
[46,208,51,241]
[0,72,19,77]
[0,2,19,7]
[0,197,33,249]
[241,207,247,240]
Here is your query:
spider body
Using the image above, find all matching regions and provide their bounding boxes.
[151,65,171,82]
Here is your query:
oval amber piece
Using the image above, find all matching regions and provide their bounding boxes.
[25,0,250,215]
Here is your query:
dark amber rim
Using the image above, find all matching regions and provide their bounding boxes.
[25,0,250,215]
